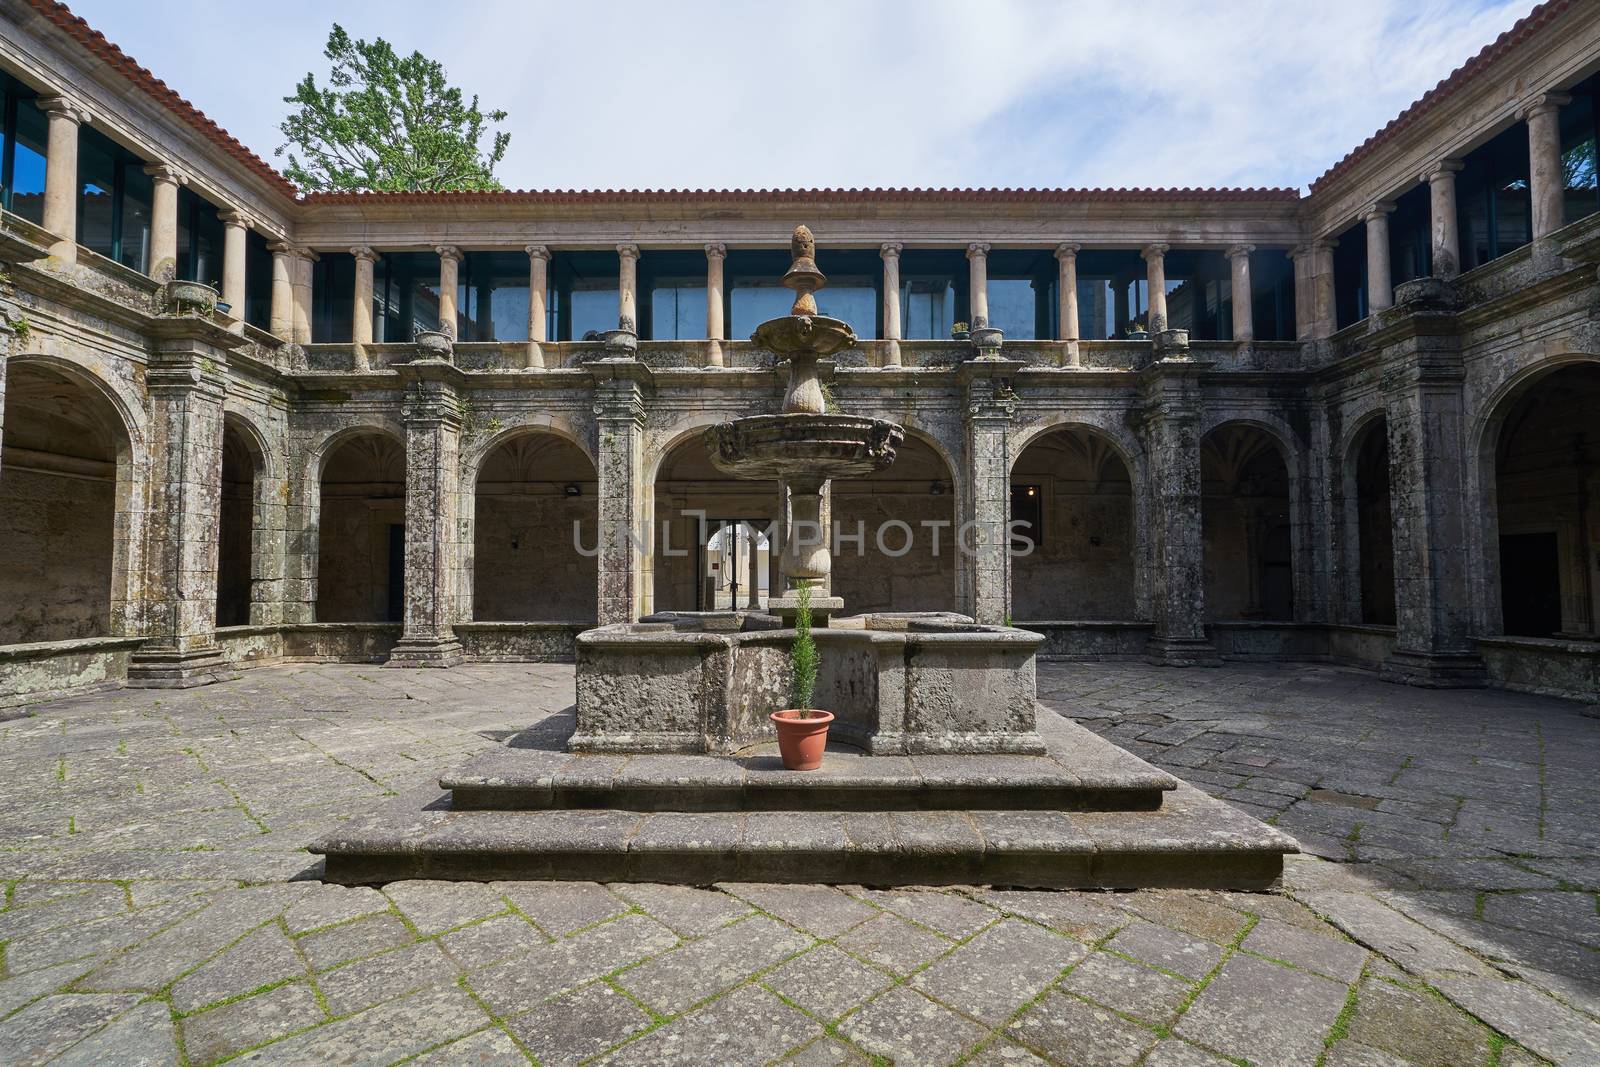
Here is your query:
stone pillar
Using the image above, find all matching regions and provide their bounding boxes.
[617,243,640,334]
[966,242,991,328]
[880,242,902,367]
[592,360,649,624]
[959,360,1020,623]
[526,244,549,369]
[1364,204,1396,314]
[291,248,316,345]
[1311,239,1338,338]
[1289,247,1313,341]
[1526,92,1572,242]
[268,242,295,340]
[145,164,184,282]
[1139,358,1219,666]
[705,243,726,368]
[1055,243,1080,366]
[127,338,238,687]
[38,97,86,264]
[387,365,465,667]
[351,246,378,370]
[1142,244,1170,333]
[218,209,250,331]
[1426,161,1464,278]
[1227,244,1254,343]
[745,521,761,609]
[436,245,462,337]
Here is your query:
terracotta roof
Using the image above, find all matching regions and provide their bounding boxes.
[1310,0,1575,193]
[23,0,298,199]
[299,186,1301,206]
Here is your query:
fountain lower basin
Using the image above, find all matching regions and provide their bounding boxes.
[570,611,1046,756]
[706,413,902,483]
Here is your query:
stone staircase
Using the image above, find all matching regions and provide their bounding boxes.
[313,709,1297,890]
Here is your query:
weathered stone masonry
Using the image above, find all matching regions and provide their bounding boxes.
[1,0,1600,705]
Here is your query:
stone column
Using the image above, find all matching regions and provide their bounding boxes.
[37,97,86,264]
[351,245,378,370]
[1426,161,1464,278]
[387,365,466,667]
[526,244,549,369]
[267,242,295,340]
[1311,239,1338,338]
[1142,243,1170,333]
[436,245,462,337]
[705,243,726,368]
[1227,244,1254,343]
[592,360,649,624]
[880,242,903,367]
[127,338,238,687]
[1526,92,1572,242]
[291,248,316,345]
[1289,247,1314,341]
[218,209,250,331]
[1139,358,1219,666]
[617,243,640,334]
[1055,243,1080,366]
[145,164,184,282]
[745,521,761,609]
[1364,204,1396,314]
[966,242,991,328]
[959,360,1019,623]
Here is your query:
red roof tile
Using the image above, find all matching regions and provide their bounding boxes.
[298,186,1301,205]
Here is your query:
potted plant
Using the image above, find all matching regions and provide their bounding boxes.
[1125,317,1150,341]
[950,321,971,341]
[770,582,832,770]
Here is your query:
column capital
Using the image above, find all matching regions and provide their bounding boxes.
[966,242,990,259]
[1054,242,1081,260]
[1362,201,1397,222]
[349,244,379,263]
[1422,159,1464,183]
[434,244,463,263]
[143,162,188,187]
[525,243,551,261]
[217,208,255,231]
[268,241,317,262]
[1226,243,1255,260]
[1141,242,1170,262]
[879,241,903,258]
[1520,91,1572,120]
[617,243,641,261]
[36,95,88,125]
[704,242,727,260]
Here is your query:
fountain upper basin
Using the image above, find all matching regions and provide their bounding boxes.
[706,414,905,483]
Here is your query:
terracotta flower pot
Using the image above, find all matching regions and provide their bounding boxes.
[770,709,834,771]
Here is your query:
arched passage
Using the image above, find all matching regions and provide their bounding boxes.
[833,434,957,614]
[1009,425,1137,620]
[472,432,598,621]
[0,361,130,642]
[1202,423,1294,620]
[652,433,778,612]
[315,432,405,622]
[1491,363,1600,638]
[1350,415,1396,625]
[216,417,264,627]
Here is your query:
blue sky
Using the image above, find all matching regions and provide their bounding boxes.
[71,0,1533,193]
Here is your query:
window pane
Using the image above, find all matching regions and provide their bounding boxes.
[378,252,441,340]
[1560,90,1598,224]
[816,280,876,338]
[77,131,117,261]
[460,251,530,341]
[902,278,955,339]
[732,283,792,339]
[118,161,151,272]
[245,228,273,329]
[649,283,707,340]
[9,95,47,224]
[987,278,1036,339]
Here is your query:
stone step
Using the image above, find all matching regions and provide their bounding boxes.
[312,781,1296,890]
[442,706,1176,813]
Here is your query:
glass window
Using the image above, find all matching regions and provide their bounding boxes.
[639,251,706,341]
[377,251,442,341]
[1332,220,1368,329]
[117,161,151,272]
[311,251,354,343]
[76,128,117,261]
[1560,83,1599,224]
[988,278,1039,339]
[549,251,620,341]
[897,250,968,339]
[245,228,273,330]
[986,250,1054,340]
[1455,123,1532,271]
[459,251,530,342]
[1389,184,1431,285]
[177,187,224,285]
[1,82,47,225]
[1249,251,1296,343]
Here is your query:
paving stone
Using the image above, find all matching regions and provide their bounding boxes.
[963,1038,1054,1066]
[1297,891,1495,979]
[1480,891,1600,946]
[762,943,894,1021]
[913,919,1085,1025]
[1108,890,1251,944]
[597,984,821,1066]
[1141,1038,1241,1066]
[437,913,546,969]
[281,885,389,935]
[1434,975,1600,1067]
[1107,919,1226,980]
[1175,953,1349,1067]
[467,912,677,1018]
[316,940,462,1016]
[721,883,878,937]
[1242,916,1368,982]
[496,881,626,937]
[610,883,751,937]
[76,892,289,992]
[0,884,129,941]
[837,985,988,1066]
[297,912,414,971]
[1007,991,1158,1066]
[972,889,1127,941]
[227,981,490,1066]
[0,992,144,1065]
[0,958,101,1020]
[778,1036,871,1065]
[383,880,508,935]
[1059,950,1192,1025]
[504,980,651,1065]
[834,912,951,975]
[617,913,810,1015]
[180,981,325,1065]
[855,888,996,939]
[1320,1041,1416,1067]
[405,1027,528,1066]
[1344,975,1491,1066]
[49,1000,178,1066]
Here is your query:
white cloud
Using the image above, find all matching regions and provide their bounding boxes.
[69,0,1535,192]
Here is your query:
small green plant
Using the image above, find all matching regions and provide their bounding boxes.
[789,582,818,716]
[951,321,970,337]
[818,380,841,414]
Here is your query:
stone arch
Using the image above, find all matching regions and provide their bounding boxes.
[1200,411,1312,621]
[312,427,408,623]
[1201,419,1296,621]
[464,414,594,478]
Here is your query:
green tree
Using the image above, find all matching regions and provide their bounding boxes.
[789,582,818,714]
[277,24,510,193]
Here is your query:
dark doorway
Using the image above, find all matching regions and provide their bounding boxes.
[386,524,405,623]
[1500,532,1561,637]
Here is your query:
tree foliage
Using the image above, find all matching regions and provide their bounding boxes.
[277,24,510,193]
[789,582,818,714]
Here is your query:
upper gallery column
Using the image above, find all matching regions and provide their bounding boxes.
[218,209,251,332]
[525,244,550,369]
[1227,244,1254,343]
[350,245,379,370]
[1311,239,1337,337]
[705,242,727,367]
[291,248,316,345]
[1055,243,1080,365]
[617,243,640,334]
[966,242,991,329]
[1426,160,1464,278]
[37,96,86,264]
[1142,243,1170,333]
[267,242,295,340]
[880,242,903,367]
[1525,92,1573,242]
[436,246,462,337]
[145,164,185,282]
[1364,203,1396,313]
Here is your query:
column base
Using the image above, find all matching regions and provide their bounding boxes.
[127,646,239,689]
[384,637,465,668]
[1144,636,1221,668]
[1380,649,1487,688]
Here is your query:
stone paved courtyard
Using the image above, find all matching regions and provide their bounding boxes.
[0,663,1597,1066]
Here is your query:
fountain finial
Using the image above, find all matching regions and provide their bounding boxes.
[783,224,826,317]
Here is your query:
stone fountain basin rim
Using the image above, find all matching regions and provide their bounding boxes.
[576,623,1045,652]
